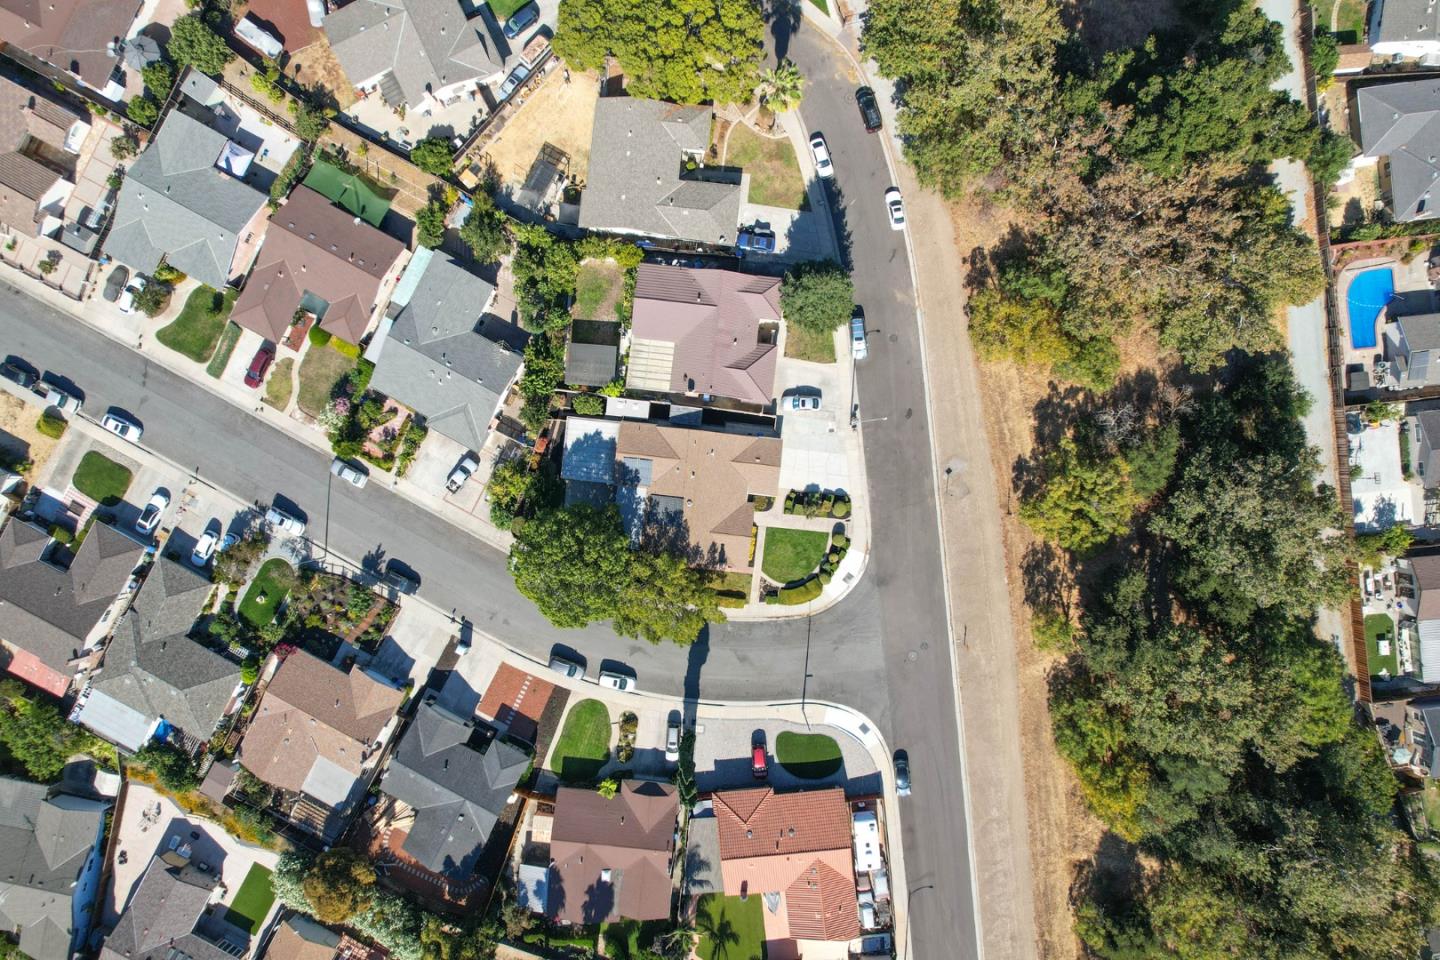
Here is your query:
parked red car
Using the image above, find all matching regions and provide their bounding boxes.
[244,343,275,388]
[752,740,768,780]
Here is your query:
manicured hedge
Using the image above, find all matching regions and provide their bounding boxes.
[775,576,823,605]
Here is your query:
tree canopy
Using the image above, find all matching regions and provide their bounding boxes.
[779,261,855,335]
[460,193,510,264]
[168,14,234,76]
[554,0,765,104]
[410,139,455,176]
[301,848,376,923]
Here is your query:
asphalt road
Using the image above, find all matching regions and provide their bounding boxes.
[0,18,977,954]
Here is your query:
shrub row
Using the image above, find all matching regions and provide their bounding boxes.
[783,489,851,519]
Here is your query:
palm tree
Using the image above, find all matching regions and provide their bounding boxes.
[652,923,696,960]
[695,907,740,960]
[756,60,804,112]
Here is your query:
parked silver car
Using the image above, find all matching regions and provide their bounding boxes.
[330,457,368,488]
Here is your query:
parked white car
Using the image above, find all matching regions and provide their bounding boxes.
[330,457,368,489]
[39,383,81,413]
[784,393,821,412]
[101,412,142,442]
[885,187,906,231]
[809,133,834,179]
[135,491,169,535]
[191,526,220,567]
[118,275,146,315]
[265,504,306,536]
[598,670,636,692]
[446,454,480,493]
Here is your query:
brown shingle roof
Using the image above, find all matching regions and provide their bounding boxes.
[629,264,781,405]
[0,75,85,153]
[0,151,60,228]
[231,186,404,343]
[615,421,780,570]
[548,781,678,924]
[0,0,142,90]
[239,650,403,794]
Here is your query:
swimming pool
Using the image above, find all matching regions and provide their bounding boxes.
[1347,266,1395,351]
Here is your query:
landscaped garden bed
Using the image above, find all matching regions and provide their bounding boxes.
[761,527,829,584]
[763,526,852,605]
[783,488,851,519]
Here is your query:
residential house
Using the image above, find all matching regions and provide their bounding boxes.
[547,781,679,925]
[369,248,524,451]
[579,98,743,246]
[712,786,860,943]
[76,557,242,753]
[0,778,109,960]
[0,519,143,698]
[1414,408,1440,489]
[1399,551,1440,682]
[262,915,340,960]
[104,104,270,289]
[99,859,253,960]
[566,342,620,389]
[562,417,781,570]
[626,263,781,406]
[0,0,141,96]
[324,0,509,115]
[0,74,87,237]
[231,185,405,345]
[1354,80,1440,223]
[1404,698,1440,775]
[238,649,404,839]
[1373,0,1440,57]
[378,698,528,878]
[1384,311,1440,386]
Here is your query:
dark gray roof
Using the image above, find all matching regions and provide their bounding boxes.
[1357,80,1440,222]
[370,254,522,451]
[1375,0,1440,48]
[1416,408,1440,488]
[0,519,143,677]
[565,342,619,387]
[325,0,509,108]
[104,106,268,287]
[380,700,528,877]
[579,98,742,244]
[99,859,235,960]
[1400,311,1440,350]
[0,778,107,960]
[89,558,238,743]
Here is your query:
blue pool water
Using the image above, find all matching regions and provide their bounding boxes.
[1347,267,1395,350]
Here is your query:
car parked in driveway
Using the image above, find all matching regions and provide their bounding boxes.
[135,491,169,535]
[498,62,532,99]
[446,453,480,493]
[191,521,221,567]
[502,1,539,38]
[856,86,883,133]
[665,717,682,763]
[736,228,775,255]
[752,735,769,780]
[330,457,368,488]
[885,187,906,231]
[244,343,275,388]
[102,265,130,303]
[598,670,635,692]
[809,133,833,178]
[549,654,583,679]
[784,393,821,412]
[118,275,146,315]
[101,411,142,442]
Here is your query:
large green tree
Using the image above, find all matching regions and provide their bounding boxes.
[1019,436,1139,555]
[302,849,375,923]
[510,505,630,629]
[554,0,765,104]
[168,14,234,76]
[779,261,854,336]
[459,193,510,264]
[615,549,720,645]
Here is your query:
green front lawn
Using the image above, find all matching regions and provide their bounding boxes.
[573,261,624,320]
[783,323,836,363]
[1365,612,1399,678]
[551,698,611,783]
[157,286,238,363]
[696,894,765,960]
[775,730,843,779]
[761,527,829,584]
[1332,0,1366,43]
[206,322,244,379]
[709,570,754,609]
[224,864,274,934]
[265,357,294,410]
[297,342,357,418]
[488,0,531,21]
[726,123,807,210]
[72,451,132,506]
[239,558,293,628]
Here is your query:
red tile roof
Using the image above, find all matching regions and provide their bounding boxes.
[713,787,852,860]
[476,662,556,744]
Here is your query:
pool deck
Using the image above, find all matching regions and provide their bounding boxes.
[1337,256,1436,369]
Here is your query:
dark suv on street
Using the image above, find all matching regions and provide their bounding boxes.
[856,86,883,133]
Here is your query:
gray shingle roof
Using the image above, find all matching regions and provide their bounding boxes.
[89,557,239,744]
[1375,0,1440,48]
[1400,311,1440,350]
[99,860,235,960]
[104,107,268,287]
[0,519,143,678]
[565,342,619,387]
[0,778,107,960]
[325,0,509,109]
[370,254,522,451]
[1357,80,1440,221]
[380,700,527,877]
[579,98,742,244]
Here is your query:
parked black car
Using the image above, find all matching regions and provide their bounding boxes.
[856,86,883,133]
[0,358,37,389]
[503,1,540,39]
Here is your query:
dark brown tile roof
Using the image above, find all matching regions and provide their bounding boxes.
[0,0,142,90]
[548,781,678,924]
[231,186,403,343]
[0,74,85,153]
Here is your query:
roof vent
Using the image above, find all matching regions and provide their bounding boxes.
[601,868,612,882]
[745,830,753,839]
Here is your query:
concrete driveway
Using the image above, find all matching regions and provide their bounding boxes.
[691,717,880,795]
[776,334,854,494]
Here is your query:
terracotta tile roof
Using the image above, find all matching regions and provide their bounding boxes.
[475,662,554,744]
[629,264,781,404]
[231,186,404,343]
[782,858,861,940]
[548,781,678,924]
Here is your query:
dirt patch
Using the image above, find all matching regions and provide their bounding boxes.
[283,36,358,110]
[476,69,599,188]
[0,394,60,480]
[572,260,624,321]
